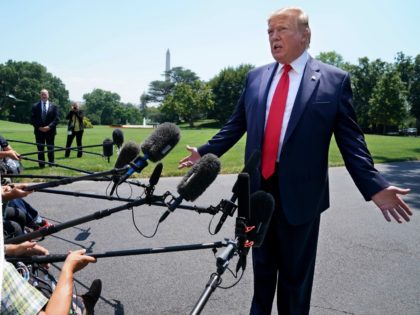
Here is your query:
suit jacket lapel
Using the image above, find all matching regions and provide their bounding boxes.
[283,57,321,147]
[257,62,278,145]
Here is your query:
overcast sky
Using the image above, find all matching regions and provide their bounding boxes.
[1,0,419,104]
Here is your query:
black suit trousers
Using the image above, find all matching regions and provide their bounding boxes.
[250,168,320,315]
[35,131,56,166]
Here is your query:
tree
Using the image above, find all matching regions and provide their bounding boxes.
[83,89,121,125]
[394,52,413,91]
[144,67,200,105]
[409,54,420,126]
[0,60,69,123]
[316,51,345,68]
[208,64,254,125]
[369,69,407,134]
[161,81,213,127]
[348,57,388,131]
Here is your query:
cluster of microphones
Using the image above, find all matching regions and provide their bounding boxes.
[4,122,275,314]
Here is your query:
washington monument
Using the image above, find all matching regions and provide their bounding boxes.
[165,49,170,81]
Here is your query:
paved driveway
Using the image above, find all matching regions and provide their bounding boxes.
[23,161,420,314]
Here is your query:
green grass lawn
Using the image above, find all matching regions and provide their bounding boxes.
[1,120,419,180]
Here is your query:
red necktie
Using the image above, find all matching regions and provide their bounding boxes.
[261,64,292,179]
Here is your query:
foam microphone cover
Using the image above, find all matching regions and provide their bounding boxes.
[248,191,275,248]
[114,141,140,169]
[140,122,180,162]
[177,153,221,201]
[112,128,124,148]
[102,138,114,157]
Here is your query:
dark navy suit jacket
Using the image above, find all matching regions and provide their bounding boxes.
[31,101,59,135]
[198,57,389,225]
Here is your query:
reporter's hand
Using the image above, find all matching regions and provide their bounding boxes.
[178,145,201,169]
[62,249,97,274]
[2,184,32,200]
[4,149,20,160]
[5,241,49,256]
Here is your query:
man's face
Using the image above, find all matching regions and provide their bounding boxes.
[268,12,308,64]
[40,91,49,102]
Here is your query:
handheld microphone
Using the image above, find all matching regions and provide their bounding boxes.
[112,128,124,150]
[145,162,163,197]
[159,153,221,223]
[116,122,180,186]
[102,138,114,162]
[109,141,141,195]
[214,150,260,234]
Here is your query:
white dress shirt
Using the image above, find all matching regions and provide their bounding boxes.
[265,50,309,160]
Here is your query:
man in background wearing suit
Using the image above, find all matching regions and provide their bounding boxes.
[179,7,412,315]
[30,89,59,168]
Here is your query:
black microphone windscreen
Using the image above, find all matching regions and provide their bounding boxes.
[177,153,220,201]
[102,138,114,157]
[149,162,163,187]
[232,150,260,195]
[114,141,140,169]
[112,129,124,148]
[140,122,180,162]
[236,173,250,220]
[248,191,275,248]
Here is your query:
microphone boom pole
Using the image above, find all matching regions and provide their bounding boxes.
[5,194,163,244]
[6,241,228,264]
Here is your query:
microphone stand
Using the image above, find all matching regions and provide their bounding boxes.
[6,240,228,264]
[190,239,239,315]
[4,193,163,244]
[191,188,250,315]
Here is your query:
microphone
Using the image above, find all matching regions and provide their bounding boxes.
[247,191,274,247]
[235,191,274,271]
[214,150,260,234]
[235,173,250,272]
[102,138,114,162]
[159,153,221,223]
[116,122,180,186]
[145,162,163,197]
[112,128,124,149]
[110,141,141,195]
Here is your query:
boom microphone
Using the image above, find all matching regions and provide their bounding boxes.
[116,122,180,185]
[159,153,221,223]
[109,141,141,195]
[102,138,114,162]
[112,128,124,149]
[247,191,274,247]
[214,150,261,234]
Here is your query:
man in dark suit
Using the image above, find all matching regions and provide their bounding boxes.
[30,89,59,168]
[179,7,412,315]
